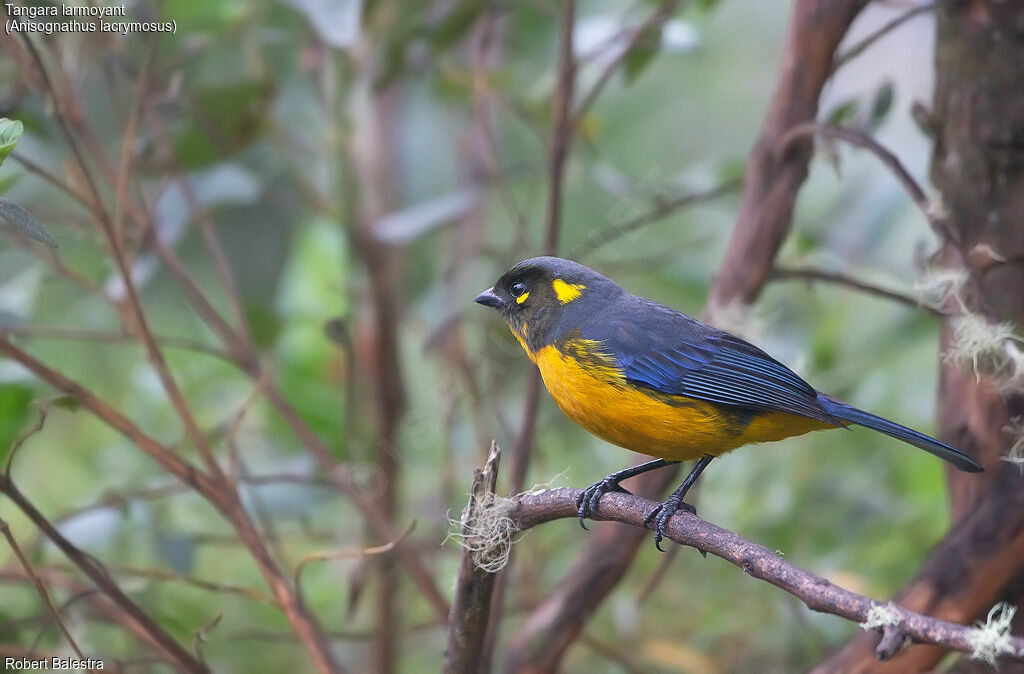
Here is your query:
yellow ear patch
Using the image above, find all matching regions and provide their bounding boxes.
[552,279,585,304]
[516,291,530,304]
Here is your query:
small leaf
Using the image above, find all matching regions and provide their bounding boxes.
[0,118,24,166]
[49,396,81,412]
[623,26,663,85]
[868,81,895,129]
[825,99,859,126]
[0,198,57,247]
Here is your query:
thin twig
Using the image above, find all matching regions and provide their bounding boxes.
[832,4,934,72]
[4,400,49,479]
[487,5,577,665]
[776,121,994,317]
[1,326,232,362]
[9,151,94,210]
[572,178,742,259]
[293,521,415,606]
[0,516,86,661]
[571,0,682,126]
[544,0,577,253]
[0,476,207,672]
[770,265,945,315]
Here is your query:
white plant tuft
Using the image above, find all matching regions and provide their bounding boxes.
[945,313,1022,380]
[914,266,969,311]
[968,602,1018,667]
[860,602,902,630]
[446,492,519,573]
[1003,416,1024,472]
[998,342,1024,395]
[925,194,949,223]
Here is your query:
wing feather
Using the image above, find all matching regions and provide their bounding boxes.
[581,299,836,424]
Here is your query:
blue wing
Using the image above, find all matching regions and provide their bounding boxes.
[580,298,838,424]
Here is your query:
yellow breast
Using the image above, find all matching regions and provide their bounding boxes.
[530,340,830,461]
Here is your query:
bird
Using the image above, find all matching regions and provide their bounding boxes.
[474,256,982,550]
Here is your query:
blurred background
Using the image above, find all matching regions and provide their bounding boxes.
[0,0,966,671]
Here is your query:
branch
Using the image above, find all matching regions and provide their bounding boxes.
[504,487,1024,662]
[832,4,934,73]
[543,0,576,253]
[709,0,868,307]
[0,336,344,674]
[443,441,501,674]
[0,516,86,661]
[571,178,742,259]
[0,477,207,672]
[770,265,945,316]
[571,0,681,126]
[486,3,577,665]
[503,462,682,672]
[775,121,994,316]
[813,452,1024,672]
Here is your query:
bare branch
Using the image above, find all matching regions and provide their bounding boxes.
[833,4,934,72]
[572,178,741,259]
[0,516,85,661]
[544,0,577,253]
[506,487,1024,662]
[709,0,868,307]
[293,522,415,606]
[770,265,944,315]
[571,0,682,126]
[0,477,207,672]
[776,121,994,316]
[444,442,502,674]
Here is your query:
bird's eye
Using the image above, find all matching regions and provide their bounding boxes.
[511,282,527,297]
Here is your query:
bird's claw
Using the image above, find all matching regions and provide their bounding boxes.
[576,476,632,529]
[643,498,696,552]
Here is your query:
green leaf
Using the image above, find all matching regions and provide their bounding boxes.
[430,0,484,54]
[0,118,23,167]
[869,81,895,129]
[0,198,57,247]
[825,99,859,126]
[245,304,283,350]
[0,385,34,462]
[49,396,81,412]
[623,26,663,85]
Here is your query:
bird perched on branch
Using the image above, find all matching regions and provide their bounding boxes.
[475,256,982,550]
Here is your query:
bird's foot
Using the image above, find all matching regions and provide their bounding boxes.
[576,476,632,530]
[643,496,697,552]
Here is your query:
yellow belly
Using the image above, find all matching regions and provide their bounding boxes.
[532,342,831,461]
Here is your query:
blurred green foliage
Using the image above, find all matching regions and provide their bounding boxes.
[0,0,952,671]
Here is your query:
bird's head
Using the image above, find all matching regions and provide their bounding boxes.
[474,256,622,353]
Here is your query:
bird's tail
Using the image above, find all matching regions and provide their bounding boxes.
[816,395,983,473]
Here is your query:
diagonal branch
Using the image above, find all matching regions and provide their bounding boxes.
[770,265,945,316]
[505,487,1024,663]
[0,476,207,672]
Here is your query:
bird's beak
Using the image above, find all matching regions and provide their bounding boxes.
[474,287,505,310]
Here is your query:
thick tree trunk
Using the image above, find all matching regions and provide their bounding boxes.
[817,1,1024,671]
[932,0,1024,513]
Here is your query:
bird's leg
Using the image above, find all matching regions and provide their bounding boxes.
[577,458,677,529]
[643,455,714,551]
